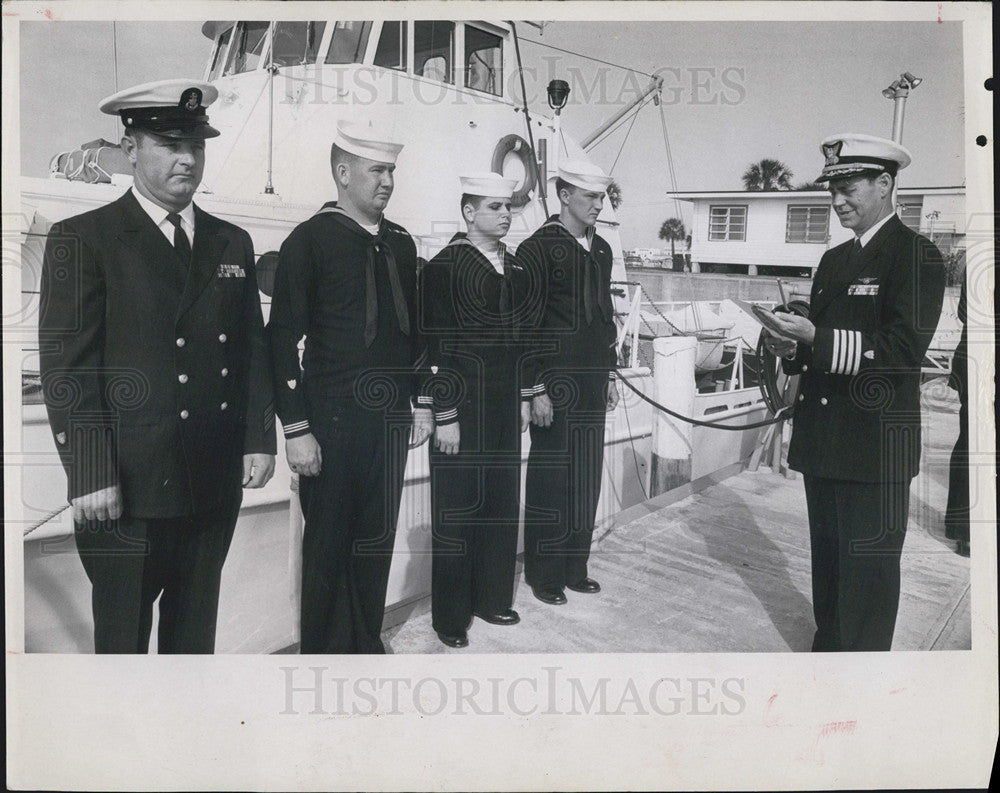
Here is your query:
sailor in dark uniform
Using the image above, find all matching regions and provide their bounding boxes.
[944,279,970,556]
[418,173,531,648]
[518,160,620,606]
[765,133,945,651]
[267,120,433,654]
[38,79,276,653]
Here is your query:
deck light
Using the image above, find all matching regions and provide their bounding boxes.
[547,79,570,114]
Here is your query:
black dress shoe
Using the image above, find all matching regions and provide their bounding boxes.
[435,630,469,648]
[531,586,567,605]
[474,609,521,625]
[566,577,601,594]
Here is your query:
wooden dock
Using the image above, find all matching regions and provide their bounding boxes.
[384,383,971,653]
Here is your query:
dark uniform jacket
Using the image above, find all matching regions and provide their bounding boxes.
[39,189,276,518]
[267,203,421,438]
[418,233,531,424]
[784,214,945,482]
[947,279,967,398]
[516,216,618,396]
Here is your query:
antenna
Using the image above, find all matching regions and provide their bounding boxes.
[112,22,121,140]
[264,22,275,194]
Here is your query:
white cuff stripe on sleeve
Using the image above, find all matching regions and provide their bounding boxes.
[831,329,863,375]
[435,408,458,421]
[850,331,862,375]
[282,419,310,436]
[416,396,433,405]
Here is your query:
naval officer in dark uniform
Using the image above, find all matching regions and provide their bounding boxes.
[39,79,276,653]
[766,133,945,651]
[519,160,620,606]
[267,120,434,654]
[418,173,532,648]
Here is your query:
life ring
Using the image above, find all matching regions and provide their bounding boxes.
[491,134,537,208]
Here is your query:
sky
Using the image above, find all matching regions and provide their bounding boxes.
[18,16,966,249]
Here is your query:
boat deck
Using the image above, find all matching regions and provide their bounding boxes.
[383,384,971,653]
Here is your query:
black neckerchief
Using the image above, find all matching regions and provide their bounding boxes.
[314,202,410,347]
[443,233,519,340]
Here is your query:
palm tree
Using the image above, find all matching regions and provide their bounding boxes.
[658,217,686,258]
[742,159,794,191]
[606,179,623,210]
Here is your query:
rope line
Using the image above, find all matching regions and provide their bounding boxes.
[610,102,643,173]
[519,38,657,79]
[23,504,70,537]
[617,372,791,431]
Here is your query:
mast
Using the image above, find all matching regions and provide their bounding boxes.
[580,76,663,151]
[882,71,922,207]
[264,22,276,195]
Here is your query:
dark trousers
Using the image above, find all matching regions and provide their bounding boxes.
[945,398,970,543]
[429,392,520,634]
[298,410,409,654]
[803,475,912,652]
[524,371,608,590]
[74,505,239,653]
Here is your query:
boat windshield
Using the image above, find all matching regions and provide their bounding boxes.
[465,25,503,95]
[414,21,454,84]
[373,21,406,71]
[272,21,326,67]
[325,21,372,65]
[207,25,233,81]
[224,21,268,76]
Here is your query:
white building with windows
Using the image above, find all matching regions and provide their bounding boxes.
[670,187,965,276]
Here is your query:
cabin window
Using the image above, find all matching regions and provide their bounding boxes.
[785,205,830,243]
[208,25,233,81]
[898,203,922,232]
[224,22,269,76]
[708,205,747,241]
[272,22,327,67]
[373,22,407,71]
[465,25,503,95]
[325,21,372,64]
[414,21,455,83]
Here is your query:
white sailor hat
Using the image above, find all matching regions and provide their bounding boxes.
[459,172,519,199]
[815,133,911,183]
[99,79,220,139]
[334,119,404,164]
[557,159,613,192]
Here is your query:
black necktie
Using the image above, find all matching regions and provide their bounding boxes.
[166,213,191,265]
[849,238,862,266]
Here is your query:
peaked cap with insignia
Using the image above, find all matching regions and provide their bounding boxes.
[99,78,221,140]
[815,133,911,183]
